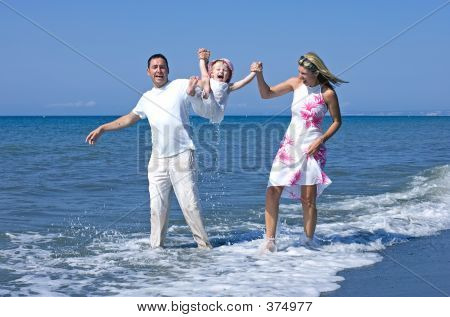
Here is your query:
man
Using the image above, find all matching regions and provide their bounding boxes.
[86,54,212,249]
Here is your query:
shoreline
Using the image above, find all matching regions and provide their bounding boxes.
[322,229,450,297]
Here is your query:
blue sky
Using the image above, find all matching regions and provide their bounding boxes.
[1,0,449,116]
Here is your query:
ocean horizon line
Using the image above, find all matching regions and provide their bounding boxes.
[1,114,450,118]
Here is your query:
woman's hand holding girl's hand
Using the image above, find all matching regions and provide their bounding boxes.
[250,61,263,72]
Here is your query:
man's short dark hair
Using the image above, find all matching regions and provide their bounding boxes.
[147,53,169,72]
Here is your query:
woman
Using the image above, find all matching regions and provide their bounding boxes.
[252,52,347,252]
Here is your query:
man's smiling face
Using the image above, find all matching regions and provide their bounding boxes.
[147,57,169,88]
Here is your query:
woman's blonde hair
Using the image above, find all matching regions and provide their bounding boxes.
[298,52,348,87]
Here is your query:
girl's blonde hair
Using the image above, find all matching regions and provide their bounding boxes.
[298,52,348,87]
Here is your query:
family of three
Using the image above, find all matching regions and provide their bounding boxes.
[85,48,347,252]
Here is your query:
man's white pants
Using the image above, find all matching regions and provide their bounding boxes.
[148,150,211,248]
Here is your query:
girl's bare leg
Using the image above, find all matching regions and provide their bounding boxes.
[186,76,199,96]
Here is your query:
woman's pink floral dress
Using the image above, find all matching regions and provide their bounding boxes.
[268,84,331,199]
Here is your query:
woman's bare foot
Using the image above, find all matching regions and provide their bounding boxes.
[259,238,277,254]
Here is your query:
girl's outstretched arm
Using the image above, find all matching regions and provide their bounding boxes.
[228,63,257,92]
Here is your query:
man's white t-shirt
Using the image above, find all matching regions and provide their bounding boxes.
[132,79,195,158]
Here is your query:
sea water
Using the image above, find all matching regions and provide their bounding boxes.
[0,116,449,296]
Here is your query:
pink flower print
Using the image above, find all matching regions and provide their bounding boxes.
[313,146,327,168]
[300,110,313,128]
[289,170,302,185]
[301,108,323,129]
[304,101,317,112]
[313,94,324,106]
[300,109,310,121]
[311,114,323,128]
[279,135,294,148]
[276,148,293,164]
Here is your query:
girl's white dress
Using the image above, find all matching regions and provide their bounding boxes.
[189,78,229,124]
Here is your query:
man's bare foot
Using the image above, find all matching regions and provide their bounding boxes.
[187,76,199,96]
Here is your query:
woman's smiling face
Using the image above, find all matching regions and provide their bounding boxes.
[298,65,319,87]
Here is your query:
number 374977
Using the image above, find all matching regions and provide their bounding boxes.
[266,301,313,312]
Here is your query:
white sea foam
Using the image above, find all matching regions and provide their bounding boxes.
[1,165,449,296]
[316,165,450,241]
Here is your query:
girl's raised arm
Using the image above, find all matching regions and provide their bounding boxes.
[197,48,211,96]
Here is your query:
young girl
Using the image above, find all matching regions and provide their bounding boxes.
[187,48,257,123]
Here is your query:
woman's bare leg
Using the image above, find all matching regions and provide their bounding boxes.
[265,186,284,239]
[301,185,317,239]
